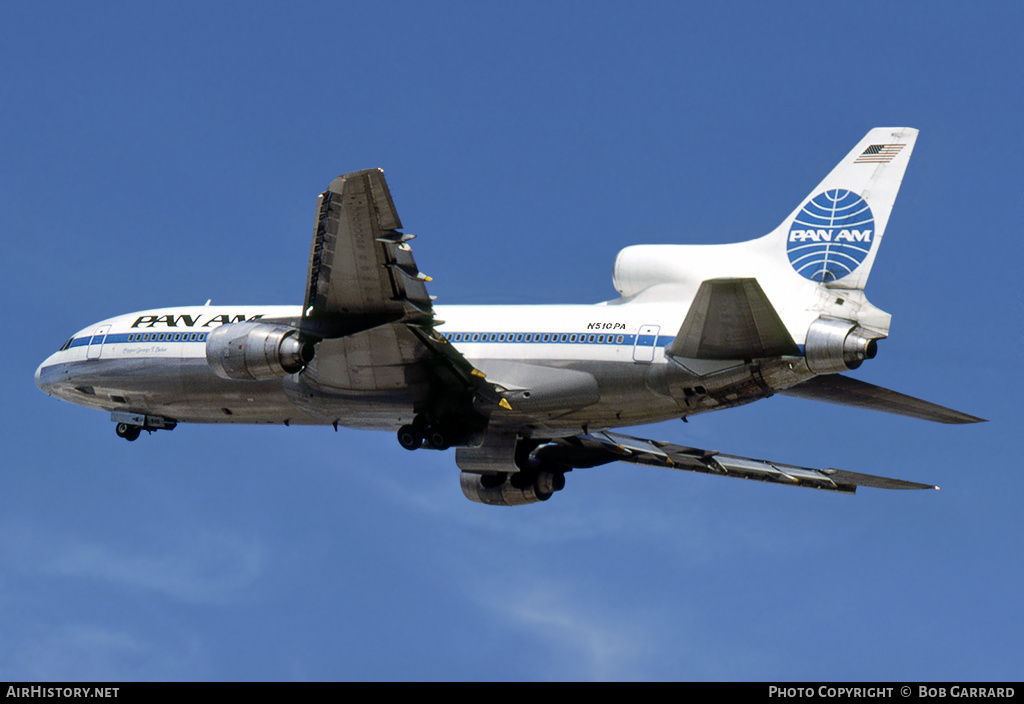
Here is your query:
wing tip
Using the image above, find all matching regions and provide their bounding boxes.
[944,414,987,425]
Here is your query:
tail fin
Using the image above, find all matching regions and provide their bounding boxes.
[770,127,918,290]
[614,128,918,298]
[612,128,919,338]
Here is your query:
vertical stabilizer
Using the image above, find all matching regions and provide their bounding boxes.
[611,128,919,340]
[771,127,918,290]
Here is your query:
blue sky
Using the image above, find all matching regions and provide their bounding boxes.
[3,1,1021,681]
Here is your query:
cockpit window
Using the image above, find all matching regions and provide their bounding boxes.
[59,337,73,351]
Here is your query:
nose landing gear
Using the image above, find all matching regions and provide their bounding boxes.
[111,412,177,442]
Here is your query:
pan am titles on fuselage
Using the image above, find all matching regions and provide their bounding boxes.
[35,129,984,505]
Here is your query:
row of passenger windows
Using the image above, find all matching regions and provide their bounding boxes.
[126,332,207,343]
[60,331,210,351]
[65,330,635,348]
[447,332,628,344]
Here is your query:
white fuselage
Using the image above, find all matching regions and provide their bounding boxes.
[37,297,788,437]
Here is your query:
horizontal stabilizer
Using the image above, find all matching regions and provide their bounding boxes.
[779,374,985,424]
[666,278,800,360]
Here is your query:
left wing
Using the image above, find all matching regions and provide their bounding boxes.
[535,430,936,494]
[297,169,506,410]
[303,168,430,338]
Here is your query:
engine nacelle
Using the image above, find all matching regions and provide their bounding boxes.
[613,244,701,297]
[206,322,313,381]
[460,470,565,506]
[804,317,882,374]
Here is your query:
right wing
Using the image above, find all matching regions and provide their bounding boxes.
[534,430,937,494]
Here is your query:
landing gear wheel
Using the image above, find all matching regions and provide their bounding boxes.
[115,423,141,442]
[425,427,451,451]
[397,424,423,451]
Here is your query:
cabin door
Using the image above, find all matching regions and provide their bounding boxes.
[632,325,660,363]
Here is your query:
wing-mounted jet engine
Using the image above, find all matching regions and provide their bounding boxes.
[206,321,314,381]
[456,433,572,506]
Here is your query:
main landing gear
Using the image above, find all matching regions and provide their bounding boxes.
[397,415,462,451]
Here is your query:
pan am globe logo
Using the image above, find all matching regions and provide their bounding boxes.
[787,189,874,283]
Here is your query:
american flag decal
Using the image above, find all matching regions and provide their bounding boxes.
[854,144,906,164]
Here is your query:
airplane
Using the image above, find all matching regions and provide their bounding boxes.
[35,128,985,505]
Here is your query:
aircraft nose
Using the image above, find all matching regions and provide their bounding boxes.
[35,359,61,395]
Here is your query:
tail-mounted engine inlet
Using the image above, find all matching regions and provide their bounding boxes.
[804,317,883,374]
[206,322,314,381]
